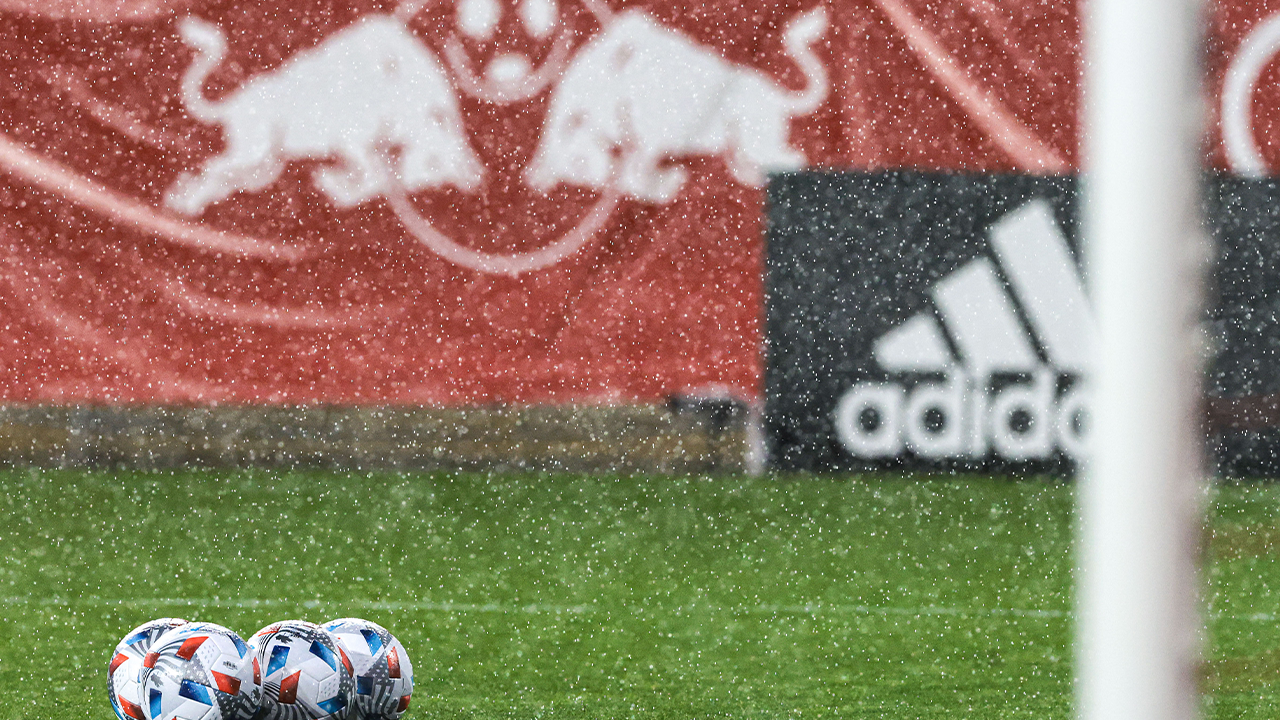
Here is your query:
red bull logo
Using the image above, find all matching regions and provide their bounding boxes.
[159,1,828,274]
[167,13,482,215]
[525,6,828,203]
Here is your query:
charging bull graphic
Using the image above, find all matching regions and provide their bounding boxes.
[160,1,828,271]
[166,13,481,215]
[526,7,828,202]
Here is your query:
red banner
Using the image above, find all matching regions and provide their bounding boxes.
[1212,0,1280,175]
[1,0,1084,403]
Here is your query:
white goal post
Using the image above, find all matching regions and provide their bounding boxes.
[1080,0,1207,717]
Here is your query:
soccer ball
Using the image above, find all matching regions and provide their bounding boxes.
[248,620,354,720]
[108,618,188,720]
[140,622,262,720]
[323,618,413,719]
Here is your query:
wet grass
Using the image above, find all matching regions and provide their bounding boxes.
[0,469,1270,718]
[1205,483,1280,718]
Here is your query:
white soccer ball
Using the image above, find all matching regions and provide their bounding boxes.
[248,620,354,720]
[323,618,414,719]
[108,618,188,720]
[140,622,262,720]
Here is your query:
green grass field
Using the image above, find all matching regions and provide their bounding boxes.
[0,469,1275,719]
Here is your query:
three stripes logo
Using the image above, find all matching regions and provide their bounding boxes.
[834,199,1093,462]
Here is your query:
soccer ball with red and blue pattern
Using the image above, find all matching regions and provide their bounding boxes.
[139,622,262,720]
[107,618,188,720]
[247,620,354,720]
[323,618,413,719]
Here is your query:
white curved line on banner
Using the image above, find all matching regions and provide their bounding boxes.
[42,67,196,156]
[0,0,197,23]
[386,184,621,276]
[158,277,381,332]
[444,29,575,104]
[955,0,1049,87]
[0,238,231,400]
[1222,12,1280,177]
[0,133,308,263]
[870,0,1068,173]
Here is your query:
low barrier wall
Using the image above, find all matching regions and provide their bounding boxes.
[0,404,753,474]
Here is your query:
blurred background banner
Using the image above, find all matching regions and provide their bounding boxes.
[0,0,1081,405]
[4,0,1280,426]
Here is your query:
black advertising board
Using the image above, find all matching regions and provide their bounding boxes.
[1207,177,1280,478]
[765,171,1280,476]
[765,172,1083,473]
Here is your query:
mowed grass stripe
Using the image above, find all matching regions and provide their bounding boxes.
[0,594,1072,618]
[15,593,1280,624]
[2,470,1276,718]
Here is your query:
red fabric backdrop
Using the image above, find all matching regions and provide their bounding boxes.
[4,0,1246,405]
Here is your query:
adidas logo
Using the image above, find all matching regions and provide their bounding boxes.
[835,199,1093,462]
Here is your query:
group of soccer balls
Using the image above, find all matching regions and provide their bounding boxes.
[107,617,413,720]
